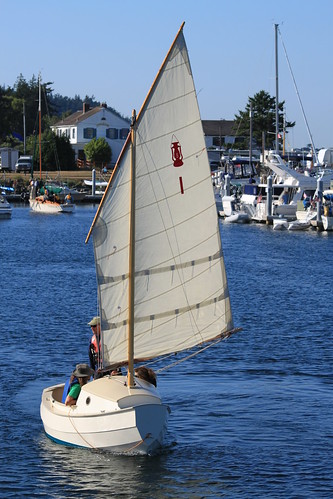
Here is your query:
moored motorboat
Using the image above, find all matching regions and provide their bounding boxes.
[322,190,333,231]
[322,216,333,231]
[0,187,13,218]
[224,212,250,223]
[287,220,310,231]
[273,218,288,230]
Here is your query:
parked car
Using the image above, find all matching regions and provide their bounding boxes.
[15,156,32,173]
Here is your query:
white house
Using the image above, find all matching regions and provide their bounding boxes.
[52,103,130,168]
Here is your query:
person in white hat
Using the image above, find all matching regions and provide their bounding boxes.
[88,316,101,371]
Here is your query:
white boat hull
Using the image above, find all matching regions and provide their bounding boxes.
[322,215,333,231]
[224,212,250,223]
[30,198,74,214]
[288,220,310,231]
[0,207,12,218]
[0,196,12,218]
[273,218,288,230]
[40,376,169,454]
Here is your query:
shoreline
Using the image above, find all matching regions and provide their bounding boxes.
[1,169,108,203]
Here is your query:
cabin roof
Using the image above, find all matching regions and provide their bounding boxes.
[202,120,236,136]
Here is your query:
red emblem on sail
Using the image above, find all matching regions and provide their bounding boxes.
[171,141,184,167]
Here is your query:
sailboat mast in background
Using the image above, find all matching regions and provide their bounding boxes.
[38,73,42,180]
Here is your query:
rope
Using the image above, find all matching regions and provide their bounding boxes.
[156,327,241,373]
[67,408,152,453]
[67,408,97,449]
[122,433,152,453]
[156,338,222,373]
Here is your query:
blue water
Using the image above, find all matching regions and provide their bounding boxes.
[1,206,332,498]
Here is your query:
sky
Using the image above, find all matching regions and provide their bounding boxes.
[2,0,333,150]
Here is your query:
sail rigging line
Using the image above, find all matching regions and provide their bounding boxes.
[96,290,229,362]
[155,327,242,373]
[278,27,318,164]
[99,325,241,375]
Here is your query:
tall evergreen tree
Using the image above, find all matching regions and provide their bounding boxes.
[233,90,295,150]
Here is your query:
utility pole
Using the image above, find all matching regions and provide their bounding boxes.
[23,101,26,154]
[249,102,253,167]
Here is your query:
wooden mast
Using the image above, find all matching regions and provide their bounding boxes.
[38,73,42,180]
[127,109,136,388]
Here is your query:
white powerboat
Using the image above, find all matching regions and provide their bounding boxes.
[322,190,333,230]
[288,220,310,231]
[273,218,288,230]
[240,154,333,222]
[222,194,250,223]
[0,190,12,218]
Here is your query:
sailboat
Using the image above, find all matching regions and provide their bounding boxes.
[0,186,13,218]
[29,74,74,214]
[40,23,238,454]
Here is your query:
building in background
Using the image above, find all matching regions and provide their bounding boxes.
[52,103,130,168]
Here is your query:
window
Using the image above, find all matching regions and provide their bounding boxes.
[84,128,96,139]
[119,128,130,139]
[106,128,118,139]
[72,128,75,139]
[213,136,225,147]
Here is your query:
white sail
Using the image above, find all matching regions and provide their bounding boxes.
[90,28,233,366]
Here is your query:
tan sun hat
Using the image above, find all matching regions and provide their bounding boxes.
[88,316,100,327]
[73,363,94,378]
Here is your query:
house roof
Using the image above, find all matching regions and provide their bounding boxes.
[202,120,236,136]
[53,104,126,127]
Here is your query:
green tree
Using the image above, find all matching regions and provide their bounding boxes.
[0,85,14,140]
[233,90,295,150]
[84,138,112,168]
[26,128,76,173]
[0,74,55,147]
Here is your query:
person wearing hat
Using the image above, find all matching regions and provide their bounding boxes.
[88,316,101,371]
[65,363,94,406]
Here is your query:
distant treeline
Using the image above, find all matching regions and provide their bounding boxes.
[0,73,127,149]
